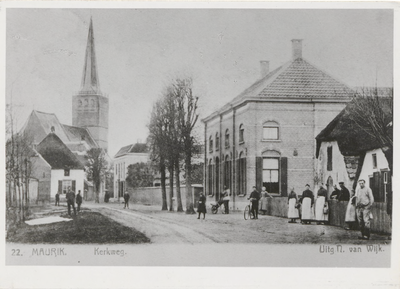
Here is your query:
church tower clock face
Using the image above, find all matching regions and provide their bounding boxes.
[72,18,109,152]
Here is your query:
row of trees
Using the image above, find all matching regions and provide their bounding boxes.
[148,77,199,213]
[6,106,34,227]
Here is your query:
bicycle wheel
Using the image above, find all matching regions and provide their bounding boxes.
[244,205,250,220]
[211,205,218,214]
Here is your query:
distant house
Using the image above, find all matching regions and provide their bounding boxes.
[316,97,392,202]
[113,143,149,198]
[34,132,85,201]
[202,39,353,210]
[20,110,99,162]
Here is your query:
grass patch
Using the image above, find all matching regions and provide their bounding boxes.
[6,211,150,244]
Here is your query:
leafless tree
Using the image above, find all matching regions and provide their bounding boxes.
[349,87,393,173]
[174,78,199,214]
[85,148,108,203]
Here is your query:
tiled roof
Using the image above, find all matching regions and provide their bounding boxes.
[114,144,133,158]
[114,143,148,158]
[259,59,353,98]
[62,124,98,148]
[36,133,84,170]
[203,57,354,121]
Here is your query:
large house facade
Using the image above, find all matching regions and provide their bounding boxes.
[203,39,354,210]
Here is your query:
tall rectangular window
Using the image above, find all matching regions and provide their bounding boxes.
[262,158,279,194]
[327,146,333,171]
[372,153,377,169]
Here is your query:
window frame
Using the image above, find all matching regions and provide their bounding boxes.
[262,157,280,195]
[225,129,230,148]
[239,124,244,144]
[262,121,280,141]
[327,146,333,171]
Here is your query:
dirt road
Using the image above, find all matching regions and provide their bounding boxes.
[89,203,390,244]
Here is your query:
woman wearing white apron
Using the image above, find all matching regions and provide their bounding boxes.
[301,184,314,224]
[287,187,299,223]
[344,189,357,230]
[315,184,329,225]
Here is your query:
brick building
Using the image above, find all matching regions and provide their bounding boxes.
[202,39,354,211]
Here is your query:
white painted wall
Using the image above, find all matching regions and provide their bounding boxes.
[316,141,351,192]
[359,148,389,188]
[50,169,85,198]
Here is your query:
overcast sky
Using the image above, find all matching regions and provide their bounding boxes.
[6,8,393,157]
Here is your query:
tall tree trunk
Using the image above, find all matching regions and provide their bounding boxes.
[185,153,195,214]
[175,159,183,212]
[168,165,174,211]
[160,160,168,210]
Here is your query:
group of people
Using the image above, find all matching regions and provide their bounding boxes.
[197,179,375,240]
[287,179,374,240]
[55,187,83,216]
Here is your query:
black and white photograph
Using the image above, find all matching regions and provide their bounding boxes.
[1,1,399,288]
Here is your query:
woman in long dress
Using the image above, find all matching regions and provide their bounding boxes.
[301,184,314,224]
[315,184,329,225]
[287,187,299,223]
[260,187,273,215]
[344,189,357,229]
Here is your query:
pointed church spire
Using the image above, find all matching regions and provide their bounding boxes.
[81,18,101,94]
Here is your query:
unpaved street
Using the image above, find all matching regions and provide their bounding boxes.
[88,203,390,245]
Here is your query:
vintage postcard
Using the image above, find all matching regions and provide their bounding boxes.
[1,1,399,288]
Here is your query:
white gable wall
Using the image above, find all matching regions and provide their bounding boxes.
[359,148,389,188]
[50,169,85,198]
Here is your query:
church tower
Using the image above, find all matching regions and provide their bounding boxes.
[72,18,109,151]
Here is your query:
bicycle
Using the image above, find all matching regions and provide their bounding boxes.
[211,202,226,214]
[244,199,256,220]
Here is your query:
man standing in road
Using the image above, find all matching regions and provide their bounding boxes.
[248,186,260,219]
[355,179,374,240]
[66,187,76,216]
[55,191,60,206]
[123,191,130,209]
[76,190,83,212]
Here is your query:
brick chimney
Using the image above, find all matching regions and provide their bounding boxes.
[260,60,270,78]
[291,39,303,60]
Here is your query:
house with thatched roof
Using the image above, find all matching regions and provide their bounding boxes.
[316,96,392,202]
[33,131,85,202]
[202,39,354,212]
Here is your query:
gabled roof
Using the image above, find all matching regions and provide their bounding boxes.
[203,57,354,122]
[36,133,84,170]
[114,143,148,158]
[62,124,98,148]
[316,97,392,157]
[20,110,98,151]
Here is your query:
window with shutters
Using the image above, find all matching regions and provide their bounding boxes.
[238,152,246,196]
[327,146,333,171]
[62,180,72,194]
[224,155,231,190]
[208,159,213,196]
[262,158,280,194]
[215,157,220,198]
[263,121,279,140]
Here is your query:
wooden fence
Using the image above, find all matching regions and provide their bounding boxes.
[263,197,391,235]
